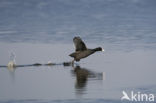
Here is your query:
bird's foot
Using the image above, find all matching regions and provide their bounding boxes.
[71,60,74,67]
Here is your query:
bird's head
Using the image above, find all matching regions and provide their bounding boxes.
[95,47,105,52]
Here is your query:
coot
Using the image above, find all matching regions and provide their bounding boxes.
[69,37,104,64]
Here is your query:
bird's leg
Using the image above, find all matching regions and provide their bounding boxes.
[71,59,74,67]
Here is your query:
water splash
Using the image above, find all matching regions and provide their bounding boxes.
[7,52,16,69]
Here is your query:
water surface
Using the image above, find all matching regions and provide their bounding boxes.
[0,43,156,103]
[0,0,156,103]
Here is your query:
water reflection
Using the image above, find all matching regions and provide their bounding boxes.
[7,66,16,82]
[71,66,104,97]
[72,66,88,92]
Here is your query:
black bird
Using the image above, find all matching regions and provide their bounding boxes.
[69,37,104,64]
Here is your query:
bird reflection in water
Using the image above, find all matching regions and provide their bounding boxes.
[71,65,105,97]
[7,52,16,82]
[73,66,89,89]
[7,64,16,82]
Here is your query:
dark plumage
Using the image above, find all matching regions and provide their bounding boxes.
[69,37,104,63]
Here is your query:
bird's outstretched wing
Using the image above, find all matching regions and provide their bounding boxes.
[73,37,87,51]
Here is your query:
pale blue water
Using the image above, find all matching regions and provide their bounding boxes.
[0,0,156,103]
[0,0,156,47]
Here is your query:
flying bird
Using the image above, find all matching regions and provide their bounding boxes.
[69,36,104,64]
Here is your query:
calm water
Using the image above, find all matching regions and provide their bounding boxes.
[0,43,156,103]
[0,0,156,103]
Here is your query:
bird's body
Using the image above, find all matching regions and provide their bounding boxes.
[69,37,104,63]
[70,48,100,61]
